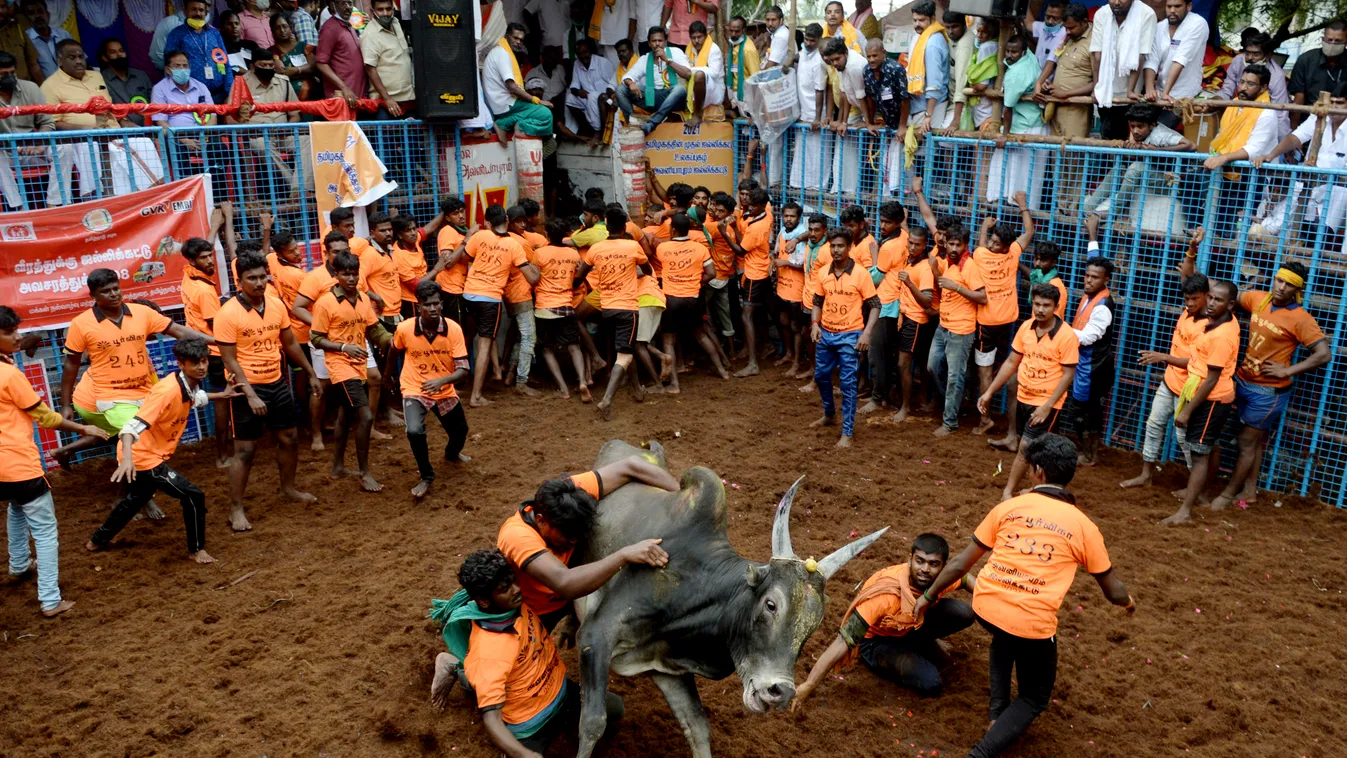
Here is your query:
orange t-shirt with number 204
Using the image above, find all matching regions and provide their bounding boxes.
[971,489,1113,639]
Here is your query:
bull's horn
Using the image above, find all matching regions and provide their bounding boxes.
[816,527,888,580]
[770,476,805,559]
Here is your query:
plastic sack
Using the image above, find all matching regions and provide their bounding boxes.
[744,67,800,147]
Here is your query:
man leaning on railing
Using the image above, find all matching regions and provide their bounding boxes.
[39,39,115,206]
[0,50,53,210]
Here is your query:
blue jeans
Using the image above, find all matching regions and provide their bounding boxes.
[7,489,61,610]
[927,326,975,431]
[615,83,689,129]
[815,329,861,436]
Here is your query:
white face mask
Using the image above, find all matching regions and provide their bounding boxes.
[255,0,271,9]
[1324,42,1346,58]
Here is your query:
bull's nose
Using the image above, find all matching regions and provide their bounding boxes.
[765,681,796,704]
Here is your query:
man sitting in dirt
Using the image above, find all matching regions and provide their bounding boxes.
[790,533,975,706]
[427,549,626,755]
[494,454,680,636]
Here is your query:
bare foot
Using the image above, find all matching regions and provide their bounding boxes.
[1119,474,1152,489]
[933,426,955,438]
[645,383,665,395]
[988,434,1019,452]
[310,436,326,452]
[1000,488,1013,502]
[430,652,460,710]
[451,453,472,463]
[578,385,593,404]
[666,384,681,395]
[629,383,646,403]
[515,383,542,398]
[359,472,384,492]
[974,416,995,435]
[857,400,882,415]
[42,599,76,617]
[371,428,392,441]
[553,388,571,400]
[798,380,816,393]
[1160,510,1193,526]
[596,398,613,421]
[137,499,165,521]
[835,435,853,449]
[810,415,836,428]
[1236,486,1259,504]
[774,354,792,367]
[216,456,234,469]
[469,395,491,408]
[590,356,608,374]
[1209,495,1234,511]
[659,362,673,383]
[385,409,406,427]
[891,407,910,424]
[283,488,317,504]
[85,540,103,553]
[1077,453,1097,467]
[191,550,216,564]
[411,479,432,499]
[734,364,760,378]
[330,465,352,479]
[229,505,253,532]
[685,115,702,128]
[52,448,74,472]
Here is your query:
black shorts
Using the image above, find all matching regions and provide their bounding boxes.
[465,298,503,339]
[232,378,298,440]
[1067,379,1112,433]
[537,315,580,348]
[603,309,638,354]
[399,300,416,320]
[334,378,370,409]
[976,322,1014,362]
[206,354,228,392]
[443,292,465,324]
[741,276,771,307]
[897,317,926,354]
[666,295,704,335]
[1184,399,1230,454]
[287,343,312,373]
[1015,400,1064,442]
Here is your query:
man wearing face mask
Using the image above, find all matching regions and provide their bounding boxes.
[230,53,306,192]
[1029,0,1067,69]
[361,0,415,119]
[98,38,153,128]
[316,0,365,107]
[0,51,55,210]
[239,0,277,48]
[1290,20,1347,128]
[165,0,235,104]
[151,49,218,128]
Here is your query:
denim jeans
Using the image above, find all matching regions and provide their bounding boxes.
[615,83,689,129]
[815,329,861,436]
[1082,159,1175,219]
[7,489,61,610]
[928,326,975,430]
[509,302,537,381]
[1142,383,1189,466]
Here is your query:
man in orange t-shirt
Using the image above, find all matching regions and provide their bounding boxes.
[531,218,592,403]
[504,205,543,398]
[861,201,908,417]
[974,194,1034,442]
[915,433,1135,758]
[792,534,975,707]
[810,227,881,448]
[578,207,650,421]
[391,280,471,500]
[723,187,774,377]
[930,221,988,437]
[88,338,242,565]
[179,237,235,468]
[704,192,740,351]
[1164,280,1242,526]
[978,284,1080,501]
[215,252,321,533]
[773,202,811,378]
[890,226,937,424]
[433,197,472,326]
[658,212,727,392]
[309,251,396,494]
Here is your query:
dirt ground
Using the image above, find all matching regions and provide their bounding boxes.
[3,364,1346,758]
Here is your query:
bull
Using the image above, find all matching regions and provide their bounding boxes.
[573,440,887,758]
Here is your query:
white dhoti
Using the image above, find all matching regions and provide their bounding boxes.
[1260,179,1347,237]
[695,67,725,107]
[790,127,824,189]
[986,124,1051,209]
[107,137,165,194]
[0,146,51,209]
[49,140,103,207]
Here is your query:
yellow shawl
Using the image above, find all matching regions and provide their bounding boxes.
[616,53,638,83]
[497,37,522,87]
[1210,90,1271,155]
[827,20,863,54]
[587,0,615,40]
[907,21,946,96]
[685,38,714,112]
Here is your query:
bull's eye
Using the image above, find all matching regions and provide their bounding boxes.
[765,599,777,614]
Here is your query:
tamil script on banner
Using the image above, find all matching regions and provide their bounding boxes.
[644,121,734,196]
[310,121,397,234]
[0,175,214,331]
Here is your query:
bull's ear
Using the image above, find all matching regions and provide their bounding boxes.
[745,563,769,587]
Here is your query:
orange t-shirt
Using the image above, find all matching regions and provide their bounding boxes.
[801,242,832,307]
[310,289,379,383]
[1188,316,1241,404]
[1237,291,1326,388]
[503,233,537,305]
[1163,310,1206,395]
[637,272,666,306]
[1012,318,1080,409]
[463,603,567,725]
[295,265,337,343]
[873,233,908,305]
[180,265,223,357]
[122,372,195,471]
[213,294,292,385]
[0,360,44,483]
[740,214,773,281]
[895,255,936,324]
[63,303,171,404]
[230,257,279,300]
[774,237,806,303]
[393,234,428,304]
[704,220,737,280]
[816,261,878,333]
[583,239,647,311]
[1041,275,1068,319]
[972,489,1113,639]
[496,472,603,614]
[658,239,712,299]
[849,233,876,269]
[393,317,468,400]
[938,255,985,336]
[463,230,529,301]
[356,244,402,315]
[268,253,308,323]
[848,564,960,641]
[531,245,582,310]
[434,226,470,294]
[974,243,1022,326]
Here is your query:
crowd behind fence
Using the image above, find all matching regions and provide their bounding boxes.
[5,118,1347,508]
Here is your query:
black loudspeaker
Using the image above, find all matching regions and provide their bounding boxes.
[948,0,1030,19]
[413,0,479,119]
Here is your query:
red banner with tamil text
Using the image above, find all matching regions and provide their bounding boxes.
[0,176,213,331]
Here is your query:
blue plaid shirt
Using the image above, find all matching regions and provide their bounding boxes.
[289,9,320,48]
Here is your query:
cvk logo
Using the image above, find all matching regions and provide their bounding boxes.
[140,203,168,217]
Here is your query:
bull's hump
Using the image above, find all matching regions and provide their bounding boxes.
[680,467,729,531]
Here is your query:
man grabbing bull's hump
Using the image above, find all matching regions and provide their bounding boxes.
[791,533,976,706]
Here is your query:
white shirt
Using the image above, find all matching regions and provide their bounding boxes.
[527,0,572,50]
[1292,115,1347,171]
[1032,21,1067,69]
[525,63,568,101]
[1240,108,1281,161]
[503,0,529,25]
[836,49,868,105]
[623,48,691,89]
[598,0,636,46]
[483,45,521,115]
[688,40,724,78]
[1143,12,1208,100]
[767,25,791,66]
[1090,4,1155,100]
[635,0,664,44]
[797,46,826,118]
